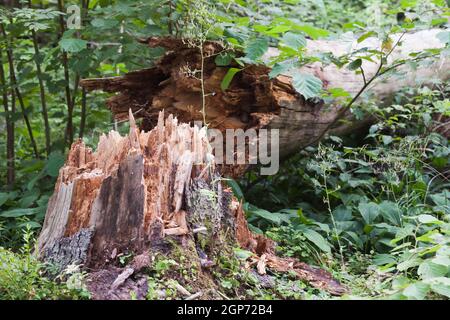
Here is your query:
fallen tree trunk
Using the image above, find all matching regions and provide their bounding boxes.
[37,111,346,299]
[80,30,449,162]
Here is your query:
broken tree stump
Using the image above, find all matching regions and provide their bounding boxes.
[37,110,346,299]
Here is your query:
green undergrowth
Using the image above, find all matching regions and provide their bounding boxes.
[235,87,450,300]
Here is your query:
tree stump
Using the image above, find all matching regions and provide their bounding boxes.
[37,110,345,299]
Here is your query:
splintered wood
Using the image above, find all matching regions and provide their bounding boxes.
[37,111,345,296]
[38,110,212,268]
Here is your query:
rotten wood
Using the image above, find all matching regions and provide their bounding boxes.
[80,30,450,164]
[37,111,346,298]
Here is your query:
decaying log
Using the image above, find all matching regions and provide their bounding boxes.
[80,30,450,162]
[37,111,346,299]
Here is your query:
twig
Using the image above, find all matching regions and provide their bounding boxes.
[185,291,203,300]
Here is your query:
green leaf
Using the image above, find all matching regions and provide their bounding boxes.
[265,25,291,35]
[0,208,38,218]
[226,179,244,200]
[215,52,234,66]
[302,229,331,253]
[291,73,323,100]
[381,135,393,145]
[251,208,281,225]
[347,59,362,71]
[17,221,42,229]
[233,248,254,260]
[244,38,269,62]
[417,214,443,225]
[221,68,241,91]
[358,202,380,225]
[280,32,306,50]
[397,256,423,271]
[269,60,295,78]
[59,38,88,53]
[90,18,119,29]
[373,253,397,266]
[425,277,450,298]
[293,25,329,40]
[418,261,448,280]
[357,31,377,43]
[403,282,430,300]
[328,87,350,98]
[45,151,65,177]
[379,201,401,225]
[0,192,11,207]
[400,0,417,8]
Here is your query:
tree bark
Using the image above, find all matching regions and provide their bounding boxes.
[80,29,449,161]
[37,110,346,299]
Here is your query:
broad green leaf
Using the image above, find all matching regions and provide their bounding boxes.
[373,253,397,266]
[244,38,269,62]
[424,277,450,298]
[0,192,10,207]
[215,52,234,66]
[226,179,244,200]
[293,25,329,39]
[269,60,295,78]
[302,229,331,253]
[403,282,430,300]
[432,255,450,267]
[248,224,263,234]
[17,221,41,229]
[400,0,417,8]
[381,135,393,145]
[418,261,448,279]
[280,32,306,50]
[251,208,280,225]
[90,18,119,29]
[221,68,241,91]
[233,248,254,260]
[59,38,88,53]
[19,193,40,208]
[45,151,65,177]
[358,202,380,225]
[328,87,350,98]
[266,25,291,34]
[431,283,450,298]
[291,73,323,100]
[347,59,362,71]
[397,256,423,271]
[357,31,377,43]
[379,201,401,225]
[417,214,442,225]
[0,208,38,218]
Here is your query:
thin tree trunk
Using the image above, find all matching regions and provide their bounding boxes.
[0,23,39,159]
[0,51,15,187]
[57,0,74,145]
[29,0,51,155]
[79,88,87,138]
[78,0,89,139]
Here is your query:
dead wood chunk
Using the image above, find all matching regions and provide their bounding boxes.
[88,153,146,266]
[37,110,346,297]
[80,31,449,161]
[41,229,93,272]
